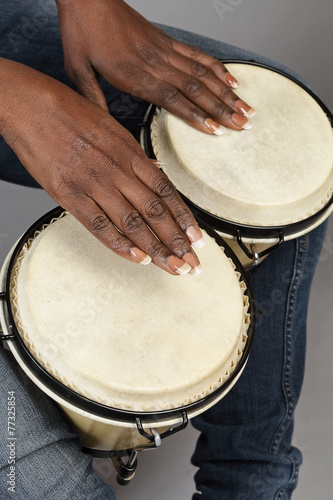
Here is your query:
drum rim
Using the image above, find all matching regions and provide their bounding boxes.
[1,206,255,425]
[140,60,333,240]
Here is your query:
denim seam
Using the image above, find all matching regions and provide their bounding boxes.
[270,235,307,455]
[275,451,300,500]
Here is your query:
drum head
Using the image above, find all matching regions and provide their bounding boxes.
[2,208,253,423]
[148,62,333,234]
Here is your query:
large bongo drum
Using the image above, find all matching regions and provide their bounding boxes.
[140,61,333,268]
[0,207,254,483]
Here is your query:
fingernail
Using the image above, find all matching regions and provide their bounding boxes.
[189,264,203,276]
[205,118,225,136]
[182,252,203,277]
[232,113,254,130]
[151,160,166,168]
[130,247,152,265]
[168,256,191,275]
[236,100,256,118]
[225,72,240,88]
[186,226,206,248]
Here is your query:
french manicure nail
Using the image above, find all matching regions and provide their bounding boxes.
[205,118,225,136]
[151,160,166,168]
[168,256,191,275]
[189,265,203,276]
[225,72,240,88]
[236,100,256,118]
[182,251,200,268]
[182,252,203,277]
[232,113,254,130]
[186,226,206,248]
[130,247,152,265]
[241,120,254,130]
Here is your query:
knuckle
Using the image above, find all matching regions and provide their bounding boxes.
[183,77,203,96]
[87,165,106,184]
[89,213,110,234]
[48,169,82,200]
[121,60,139,79]
[154,177,176,200]
[144,199,167,220]
[192,62,209,78]
[138,45,159,65]
[169,233,189,253]
[173,205,192,222]
[108,231,126,252]
[121,210,143,232]
[147,241,165,260]
[219,87,236,103]
[159,86,180,105]
[188,106,205,122]
[187,45,202,59]
[211,60,227,75]
[213,102,232,120]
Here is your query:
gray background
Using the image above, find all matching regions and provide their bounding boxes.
[0,0,332,498]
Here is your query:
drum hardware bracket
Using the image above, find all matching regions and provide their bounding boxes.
[0,292,16,344]
[0,331,16,342]
[136,411,188,442]
[82,412,189,485]
[111,412,188,486]
[236,230,285,268]
[112,426,162,486]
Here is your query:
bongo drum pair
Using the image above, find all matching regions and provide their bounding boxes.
[0,61,332,484]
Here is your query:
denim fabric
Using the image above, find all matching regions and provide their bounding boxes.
[191,221,327,499]
[0,347,117,500]
[0,1,329,499]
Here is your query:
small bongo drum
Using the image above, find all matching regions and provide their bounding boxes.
[0,207,254,483]
[140,61,333,268]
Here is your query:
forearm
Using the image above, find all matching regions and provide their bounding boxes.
[0,57,82,166]
[0,58,50,143]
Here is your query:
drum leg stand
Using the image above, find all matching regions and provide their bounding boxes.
[83,412,188,485]
[111,427,162,485]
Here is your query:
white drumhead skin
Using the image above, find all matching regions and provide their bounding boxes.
[10,213,249,413]
[151,63,333,227]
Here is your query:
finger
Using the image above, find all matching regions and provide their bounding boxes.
[108,188,202,275]
[83,187,200,276]
[131,157,206,251]
[68,62,109,112]
[66,194,155,265]
[171,39,240,89]
[150,63,253,130]
[133,70,242,133]
[164,51,256,120]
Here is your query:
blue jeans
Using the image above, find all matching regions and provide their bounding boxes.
[0,1,328,498]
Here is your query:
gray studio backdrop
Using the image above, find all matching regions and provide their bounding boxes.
[0,0,332,499]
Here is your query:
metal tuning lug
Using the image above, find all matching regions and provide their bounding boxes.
[0,292,16,344]
[236,230,285,270]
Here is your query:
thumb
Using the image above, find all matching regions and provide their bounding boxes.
[72,64,108,112]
